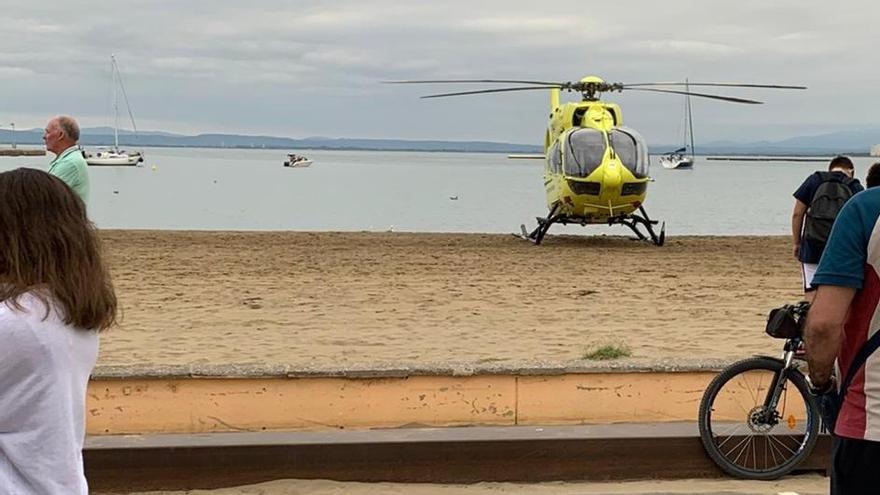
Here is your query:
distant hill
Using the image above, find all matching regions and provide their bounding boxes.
[0,128,543,154]
[2,127,878,155]
[660,128,880,155]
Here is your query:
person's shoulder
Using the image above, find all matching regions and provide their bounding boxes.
[56,147,86,166]
[848,178,864,192]
[0,292,70,336]
[851,187,880,208]
[68,148,88,168]
[801,171,825,185]
[1,290,64,318]
[0,297,45,352]
[836,188,880,231]
[796,171,822,191]
[0,299,23,324]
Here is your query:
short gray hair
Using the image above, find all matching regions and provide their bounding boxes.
[56,115,80,142]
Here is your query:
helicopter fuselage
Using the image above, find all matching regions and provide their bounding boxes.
[543,91,650,224]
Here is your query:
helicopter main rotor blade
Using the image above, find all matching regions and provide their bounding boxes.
[384,79,564,86]
[624,87,764,104]
[420,85,563,99]
[623,82,807,90]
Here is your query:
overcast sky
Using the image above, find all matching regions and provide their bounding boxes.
[1,0,877,145]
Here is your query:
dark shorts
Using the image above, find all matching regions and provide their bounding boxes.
[832,436,880,494]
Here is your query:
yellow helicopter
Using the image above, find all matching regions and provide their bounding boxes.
[388,77,805,245]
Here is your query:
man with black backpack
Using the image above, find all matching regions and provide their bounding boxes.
[792,156,864,301]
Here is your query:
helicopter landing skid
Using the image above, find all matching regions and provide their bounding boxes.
[517,205,665,246]
[613,206,666,246]
[517,204,561,245]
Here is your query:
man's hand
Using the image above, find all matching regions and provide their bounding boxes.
[793,242,800,260]
[808,374,836,396]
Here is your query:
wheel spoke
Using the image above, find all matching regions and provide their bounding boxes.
[767,434,798,456]
[715,423,749,450]
[763,432,769,470]
[714,421,748,438]
[729,435,753,465]
[767,433,782,467]
[741,372,759,405]
[784,433,806,446]
[751,435,758,471]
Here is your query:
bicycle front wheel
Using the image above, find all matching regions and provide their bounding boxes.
[698,356,820,480]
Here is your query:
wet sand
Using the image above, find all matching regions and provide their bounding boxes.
[97,231,802,369]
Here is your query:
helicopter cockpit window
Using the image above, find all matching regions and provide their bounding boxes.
[609,127,649,178]
[548,141,562,173]
[563,128,606,178]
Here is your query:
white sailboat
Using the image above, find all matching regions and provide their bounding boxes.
[659,79,695,170]
[86,55,144,167]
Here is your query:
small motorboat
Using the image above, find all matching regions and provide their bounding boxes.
[283,153,312,168]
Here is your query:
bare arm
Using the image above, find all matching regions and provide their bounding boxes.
[791,200,808,259]
[805,285,856,386]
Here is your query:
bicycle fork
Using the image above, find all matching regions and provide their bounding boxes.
[760,350,797,423]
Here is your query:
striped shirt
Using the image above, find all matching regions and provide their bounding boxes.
[813,187,880,440]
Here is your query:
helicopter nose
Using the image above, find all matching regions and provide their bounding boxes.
[603,161,623,191]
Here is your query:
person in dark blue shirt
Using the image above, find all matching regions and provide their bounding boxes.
[792,156,863,300]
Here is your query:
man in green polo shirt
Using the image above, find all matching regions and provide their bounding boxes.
[44,115,89,204]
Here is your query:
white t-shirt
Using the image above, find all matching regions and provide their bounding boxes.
[0,292,98,494]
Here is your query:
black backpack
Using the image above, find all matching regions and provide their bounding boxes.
[803,172,854,246]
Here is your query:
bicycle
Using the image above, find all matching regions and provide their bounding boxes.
[698,301,822,480]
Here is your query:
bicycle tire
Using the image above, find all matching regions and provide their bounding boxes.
[698,356,820,480]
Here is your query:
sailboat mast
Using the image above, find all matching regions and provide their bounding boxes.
[685,78,695,158]
[112,55,119,151]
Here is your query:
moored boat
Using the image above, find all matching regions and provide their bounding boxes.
[85,148,144,166]
[85,55,144,167]
[283,153,312,167]
[659,79,696,170]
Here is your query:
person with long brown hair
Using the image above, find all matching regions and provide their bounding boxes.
[0,168,117,493]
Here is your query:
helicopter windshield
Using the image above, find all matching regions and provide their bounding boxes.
[609,127,649,178]
[563,128,606,178]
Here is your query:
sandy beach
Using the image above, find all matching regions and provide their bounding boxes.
[96,231,803,369]
[105,475,827,495]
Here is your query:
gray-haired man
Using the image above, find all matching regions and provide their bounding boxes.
[44,115,89,203]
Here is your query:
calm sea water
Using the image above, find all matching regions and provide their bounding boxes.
[2,147,875,235]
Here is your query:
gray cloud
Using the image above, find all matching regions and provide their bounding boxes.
[1,0,877,144]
